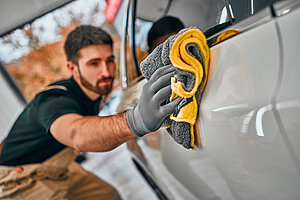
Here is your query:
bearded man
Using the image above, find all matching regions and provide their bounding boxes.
[0,25,180,199]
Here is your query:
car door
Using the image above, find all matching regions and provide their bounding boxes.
[117,0,300,199]
[273,0,300,172]
[197,4,300,200]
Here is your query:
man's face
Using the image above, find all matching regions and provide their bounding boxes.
[75,44,115,96]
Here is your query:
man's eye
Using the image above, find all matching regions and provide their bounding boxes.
[90,62,98,66]
[107,59,115,64]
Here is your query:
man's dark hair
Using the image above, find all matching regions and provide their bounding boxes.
[64,25,113,65]
[147,16,184,53]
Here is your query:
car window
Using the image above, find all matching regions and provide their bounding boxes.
[122,2,152,87]
[228,0,282,21]
[122,0,283,86]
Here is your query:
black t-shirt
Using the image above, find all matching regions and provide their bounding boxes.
[0,77,101,166]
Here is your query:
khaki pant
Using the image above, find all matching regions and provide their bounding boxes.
[0,148,121,200]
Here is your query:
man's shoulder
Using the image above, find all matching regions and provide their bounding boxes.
[37,77,73,97]
[29,76,83,111]
[37,85,70,98]
[48,77,72,88]
[33,81,75,106]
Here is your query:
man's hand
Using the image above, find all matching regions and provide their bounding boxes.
[126,65,181,137]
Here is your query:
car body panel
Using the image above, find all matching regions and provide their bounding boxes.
[0,71,25,142]
[141,11,300,200]
[118,0,300,199]
[198,18,300,199]
[275,4,300,167]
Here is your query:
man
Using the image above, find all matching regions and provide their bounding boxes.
[0,25,180,199]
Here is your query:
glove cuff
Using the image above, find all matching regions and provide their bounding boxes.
[126,106,151,137]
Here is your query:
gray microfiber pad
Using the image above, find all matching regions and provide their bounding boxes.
[140,27,204,149]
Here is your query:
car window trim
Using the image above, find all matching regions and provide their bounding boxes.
[131,0,141,77]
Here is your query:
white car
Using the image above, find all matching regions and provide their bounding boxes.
[117,0,300,199]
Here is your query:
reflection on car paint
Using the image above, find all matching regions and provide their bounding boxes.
[212,103,249,112]
[256,104,272,137]
[241,110,255,134]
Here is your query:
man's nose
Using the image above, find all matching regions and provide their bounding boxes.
[100,62,111,77]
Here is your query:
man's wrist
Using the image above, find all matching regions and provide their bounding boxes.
[126,107,151,137]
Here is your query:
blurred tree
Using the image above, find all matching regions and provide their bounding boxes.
[5,21,80,100]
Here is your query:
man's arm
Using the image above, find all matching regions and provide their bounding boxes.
[51,65,180,152]
[50,112,135,152]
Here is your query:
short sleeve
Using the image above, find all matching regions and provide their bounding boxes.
[35,90,81,135]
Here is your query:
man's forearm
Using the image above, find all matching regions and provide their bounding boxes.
[51,112,136,152]
[73,112,136,152]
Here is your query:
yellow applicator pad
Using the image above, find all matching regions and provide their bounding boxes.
[169,28,210,150]
[213,29,240,45]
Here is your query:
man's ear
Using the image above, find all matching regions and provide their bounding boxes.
[67,61,76,72]
[67,61,80,80]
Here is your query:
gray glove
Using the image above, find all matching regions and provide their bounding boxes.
[126,65,181,137]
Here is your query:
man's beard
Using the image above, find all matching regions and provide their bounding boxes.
[77,68,114,96]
